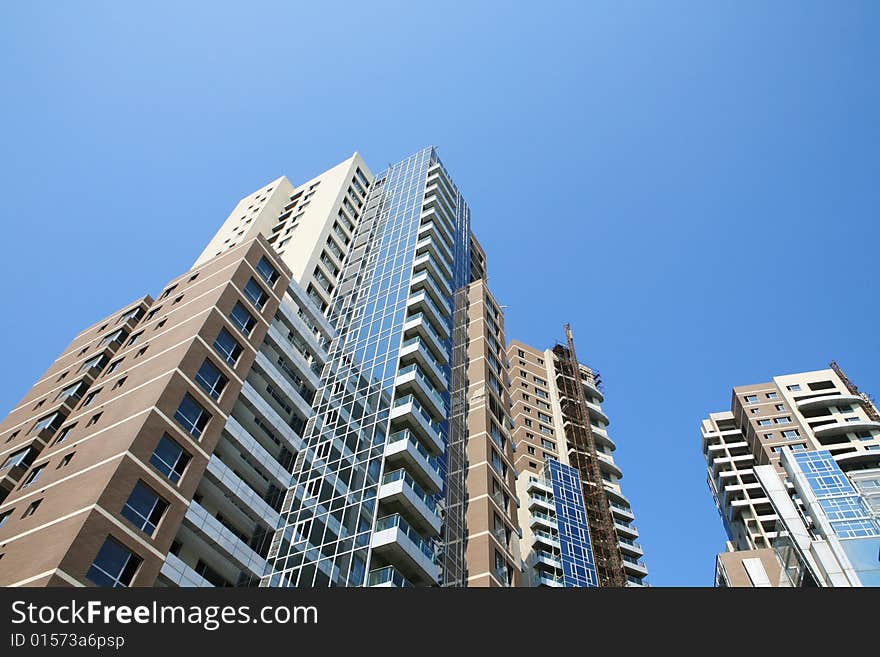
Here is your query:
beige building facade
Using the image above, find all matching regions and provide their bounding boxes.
[703,366,880,587]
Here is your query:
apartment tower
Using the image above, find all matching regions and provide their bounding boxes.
[0,147,523,588]
[702,365,880,587]
[506,330,648,587]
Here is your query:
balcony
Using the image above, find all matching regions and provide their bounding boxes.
[590,424,616,450]
[284,280,334,343]
[395,364,447,419]
[410,270,452,316]
[526,476,553,495]
[275,299,330,366]
[813,419,880,439]
[413,252,453,290]
[205,455,280,530]
[585,400,609,425]
[371,514,439,585]
[406,291,450,337]
[421,191,456,235]
[597,453,623,479]
[582,379,604,403]
[536,572,564,588]
[389,395,444,455]
[534,550,563,570]
[183,501,267,578]
[415,235,453,268]
[367,566,412,588]
[604,484,629,506]
[529,510,558,531]
[622,557,649,576]
[796,393,864,412]
[384,430,443,493]
[614,522,639,539]
[252,352,313,420]
[618,537,644,557]
[417,219,454,255]
[377,468,442,535]
[159,552,215,588]
[609,503,635,522]
[528,493,556,514]
[532,529,561,550]
[402,313,448,361]
[239,381,306,454]
[421,188,456,232]
[223,417,291,489]
[264,324,322,390]
[399,337,448,390]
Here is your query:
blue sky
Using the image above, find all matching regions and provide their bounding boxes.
[1,2,877,586]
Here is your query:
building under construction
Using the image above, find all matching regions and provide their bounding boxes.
[508,327,648,587]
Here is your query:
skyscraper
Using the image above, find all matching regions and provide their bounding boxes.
[0,147,535,588]
[702,364,880,587]
[507,332,649,587]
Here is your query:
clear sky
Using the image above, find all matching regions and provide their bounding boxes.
[1,2,877,586]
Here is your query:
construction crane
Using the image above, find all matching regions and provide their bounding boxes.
[552,324,626,587]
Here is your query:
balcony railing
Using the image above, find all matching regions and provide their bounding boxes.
[397,364,447,415]
[403,312,448,357]
[393,394,443,433]
[387,430,442,479]
[374,514,435,563]
[367,566,412,588]
[381,468,438,513]
[533,529,560,545]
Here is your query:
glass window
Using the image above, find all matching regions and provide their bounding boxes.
[213,328,243,365]
[0,509,12,528]
[33,413,61,433]
[1,447,36,470]
[787,384,801,391]
[55,424,76,445]
[21,499,41,517]
[744,395,759,404]
[57,381,87,401]
[194,359,227,400]
[229,302,257,336]
[256,257,279,286]
[100,329,127,346]
[121,482,168,535]
[118,307,144,323]
[86,537,142,588]
[174,394,210,439]
[78,354,108,373]
[149,435,190,484]
[243,278,269,310]
[20,465,45,488]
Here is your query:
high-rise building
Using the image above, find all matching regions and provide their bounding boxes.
[0,147,533,588]
[506,332,649,587]
[702,364,880,587]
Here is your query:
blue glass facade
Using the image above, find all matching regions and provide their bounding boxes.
[264,147,470,587]
[547,459,598,587]
[790,450,880,587]
[792,450,880,539]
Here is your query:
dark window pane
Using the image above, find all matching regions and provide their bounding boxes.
[195,360,227,400]
[121,482,168,535]
[174,395,210,438]
[149,435,190,483]
[86,537,141,588]
[213,329,243,365]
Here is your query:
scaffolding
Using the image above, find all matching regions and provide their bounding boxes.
[830,361,880,424]
[552,324,626,587]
